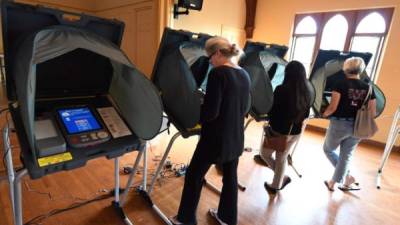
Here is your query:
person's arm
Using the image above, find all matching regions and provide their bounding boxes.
[200,70,224,123]
[323,91,341,118]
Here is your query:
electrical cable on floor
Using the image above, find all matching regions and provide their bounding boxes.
[24,191,113,225]
[23,176,158,225]
[24,181,53,200]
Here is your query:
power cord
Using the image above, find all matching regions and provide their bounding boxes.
[24,190,114,225]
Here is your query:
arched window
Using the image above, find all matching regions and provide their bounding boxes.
[289,8,393,82]
[320,14,348,51]
[290,16,317,75]
[351,12,387,80]
[295,16,317,34]
[356,12,386,33]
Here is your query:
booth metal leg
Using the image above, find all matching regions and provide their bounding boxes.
[204,176,246,195]
[114,143,147,225]
[287,135,303,178]
[376,106,400,189]
[120,148,145,205]
[119,133,181,225]
[148,132,181,194]
[114,157,120,203]
[204,178,221,194]
[287,118,309,178]
[3,127,16,218]
[287,155,302,178]
[142,146,148,192]
[13,169,28,225]
[376,127,400,189]
[138,133,182,225]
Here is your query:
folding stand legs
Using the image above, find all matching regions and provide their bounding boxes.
[3,127,15,216]
[114,142,147,225]
[3,126,29,225]
[286,118,310,178]
[134,132,181,225]
[376,106,400,189]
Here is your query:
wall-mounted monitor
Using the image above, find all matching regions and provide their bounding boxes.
[178,0,203,10]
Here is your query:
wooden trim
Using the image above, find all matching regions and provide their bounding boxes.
[305,124,326,133]
[19,0,95,13]
[244,0,257,38]
[305,124,399,151]
[293,34,316,37]
[94,0,153,12]
[342,11,357,51]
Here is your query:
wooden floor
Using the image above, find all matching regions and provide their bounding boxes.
[1,97,400,224]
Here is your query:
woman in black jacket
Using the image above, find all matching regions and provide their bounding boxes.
[254,61,311,194]
[170,37,251,225]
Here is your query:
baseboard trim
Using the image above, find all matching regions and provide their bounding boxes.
[305,125,399,151]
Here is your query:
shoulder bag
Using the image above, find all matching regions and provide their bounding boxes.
[354,85,378,139]
[263,124,293,152]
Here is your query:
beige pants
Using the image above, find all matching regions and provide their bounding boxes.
[260,131,300,189]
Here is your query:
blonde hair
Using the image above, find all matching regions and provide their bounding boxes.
[343,57,366,76]
[205,36,242,58]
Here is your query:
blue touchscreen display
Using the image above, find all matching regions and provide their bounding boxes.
[58,107,101,134]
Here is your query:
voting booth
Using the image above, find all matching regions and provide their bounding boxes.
[1,1,163,225]
[309,49,386,118]
[239,41,315,122]
[152,28,213,136]
[239,42,289,121]
[122,28,214,225]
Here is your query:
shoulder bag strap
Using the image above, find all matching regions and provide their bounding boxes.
[287,123,293,135]
[362,84,372,107]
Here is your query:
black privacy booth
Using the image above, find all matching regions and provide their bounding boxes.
[126,28,214,225]
[239,41,316,122]
[1,2,162,225]
[152,28,213,137]
[309,49,386,118]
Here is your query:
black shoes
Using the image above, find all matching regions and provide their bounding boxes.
[264,176,292,194]
[264,182,278,194]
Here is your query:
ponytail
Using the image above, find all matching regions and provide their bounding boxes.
[205,37,242,58]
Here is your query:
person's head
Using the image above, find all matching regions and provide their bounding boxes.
[281,60,311,122]
[343,57,366,78]
[283,60,307,86]
[205,36,242,67]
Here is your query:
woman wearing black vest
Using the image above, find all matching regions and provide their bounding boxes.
[170,37,251,225]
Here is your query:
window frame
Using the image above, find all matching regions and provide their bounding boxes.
[289,8,394,82]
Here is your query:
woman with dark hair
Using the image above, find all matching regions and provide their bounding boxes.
[254,60,311,194]
[170,36,251,225]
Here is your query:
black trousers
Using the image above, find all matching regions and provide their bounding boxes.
[177,148,239,225]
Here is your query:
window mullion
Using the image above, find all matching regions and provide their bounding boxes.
[344,12,357,51]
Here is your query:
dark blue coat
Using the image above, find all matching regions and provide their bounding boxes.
[196,65,251,163]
